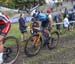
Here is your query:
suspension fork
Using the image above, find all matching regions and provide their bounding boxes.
[33,33,41,46]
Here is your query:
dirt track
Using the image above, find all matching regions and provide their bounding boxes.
[13,32,75,64]
[13,1,75,64]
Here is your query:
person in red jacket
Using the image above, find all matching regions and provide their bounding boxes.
[0,12,11,63]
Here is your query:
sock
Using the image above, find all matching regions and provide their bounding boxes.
[0,52,3,63]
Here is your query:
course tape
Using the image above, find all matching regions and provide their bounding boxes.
[52,21,75,25]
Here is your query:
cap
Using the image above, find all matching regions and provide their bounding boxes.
[47,9,52,13]
[66,14,69,17]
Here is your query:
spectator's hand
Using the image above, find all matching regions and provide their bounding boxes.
[48,25,52,31]
[50,25,52,29]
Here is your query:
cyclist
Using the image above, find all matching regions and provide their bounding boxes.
[32,10,53,45]
[0,12,11,63]
[30,14,40,35]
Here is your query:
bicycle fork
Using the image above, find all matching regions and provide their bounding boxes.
[33,35,41,47]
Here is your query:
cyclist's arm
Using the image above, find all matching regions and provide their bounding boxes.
[33,27,40,30]
[30,24,40,30]
[48,14,53,28]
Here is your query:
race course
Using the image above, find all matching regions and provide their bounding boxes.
[8,23,75,64]
[15,31,75,64]
[2,1,75,64]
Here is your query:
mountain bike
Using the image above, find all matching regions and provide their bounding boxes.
[24,28,59,57]
[2,36,19,64]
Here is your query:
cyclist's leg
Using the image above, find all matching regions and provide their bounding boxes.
[41,27,47,46]
[0,35,4,63]
[43,23,51,37]
[41,21,50,45]
[42,26,51,46]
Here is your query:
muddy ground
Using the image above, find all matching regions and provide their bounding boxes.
[13,2,75,64]
[13,32,75,64]
[3,1,74,64]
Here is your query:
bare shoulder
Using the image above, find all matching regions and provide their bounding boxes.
[48,14,52,18]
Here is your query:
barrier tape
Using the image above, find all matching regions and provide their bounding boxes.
[52,21,75,25]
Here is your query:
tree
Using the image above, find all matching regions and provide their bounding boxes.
[0,0,6,6]
[4,0,15,8]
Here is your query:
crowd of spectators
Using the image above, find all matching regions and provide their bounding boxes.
[18,4,75,41]
[54,7,75,34]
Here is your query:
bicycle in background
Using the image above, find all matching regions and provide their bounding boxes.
[24,27,59,57]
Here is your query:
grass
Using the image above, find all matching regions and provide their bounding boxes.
[7,22,75,44]
[7,23,21,38]
[4,22,75,50]
[6,22,31,46]
[6,22,75,64]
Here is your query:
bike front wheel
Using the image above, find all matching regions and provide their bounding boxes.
[3,36,19,64]
[47,31,59,49]
[24,34,42,57]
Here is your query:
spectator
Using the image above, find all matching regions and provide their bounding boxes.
[63,15,69,32]
[71,0,73,4]
[18,14,27,41]
[55,14,62,34]
[68,10,74,31]
[73,5,75,10]
[63,8,68,18]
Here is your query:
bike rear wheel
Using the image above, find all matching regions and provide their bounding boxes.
[24,34,42,57]
[47,31,59,49]
[3,36,19,64]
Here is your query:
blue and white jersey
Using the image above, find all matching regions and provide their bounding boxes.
[37,13,48,21]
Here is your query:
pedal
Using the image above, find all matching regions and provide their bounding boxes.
[3,47,12,61]
[6,47,12,55]
[3,53,9,60]
[4,47,12,57]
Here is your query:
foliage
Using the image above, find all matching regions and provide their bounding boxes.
[0,0,15,8]
[16,0,34,3]
[0,0,45,9]
[0,0,6,6]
